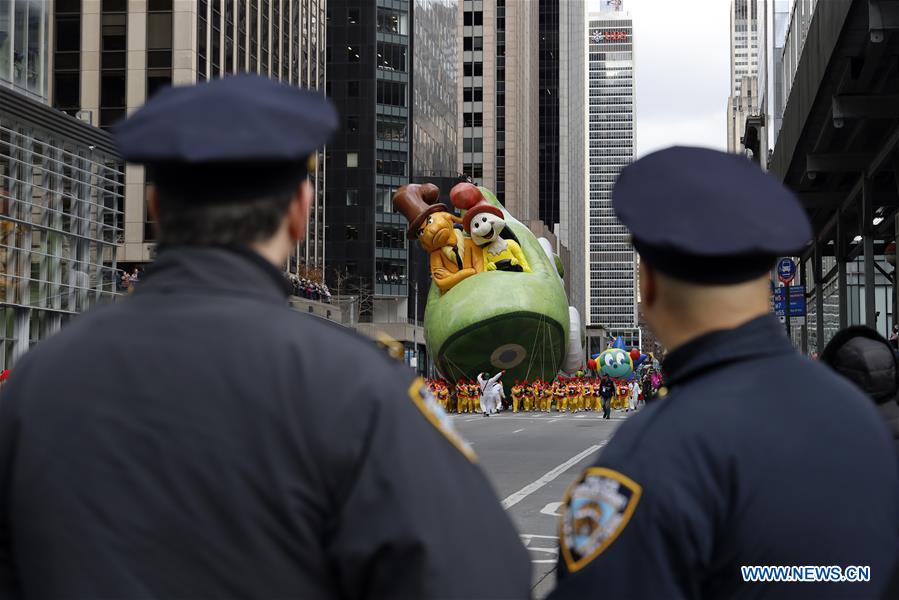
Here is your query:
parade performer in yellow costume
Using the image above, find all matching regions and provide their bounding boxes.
[582,380,595,411]
[511,381,523,413]
[555,380,567,412]
[524,380,536,412]
[456,379,468,413]
[567,381,581,413]
[437,382,449,411]
[543,383,554,412]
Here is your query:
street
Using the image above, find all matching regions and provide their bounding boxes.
[452,410,630,598]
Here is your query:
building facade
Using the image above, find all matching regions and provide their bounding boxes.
[1,0,124,369]
[458,0,539,222]
[727,0,759,153]
[325,0,457,341]
[587,3,638,347]
[53,0,327,272]
[556,0,585,324]
[538,0,585,321]
[755,0,790,155]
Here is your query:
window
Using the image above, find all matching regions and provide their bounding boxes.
[376,81,406,107]
[463,63,483,77]
[346,189,359,206]
[347,81,360,96]
[348,9,360,24]
[347,46,360,62]
[377,42,406,71]
[346,152,358,168]
[377,117,406,141]
[345,226,359,241]
[463,113,483,127]
[463,11,484,26]
[54,1,82,115]
[147,1,173,99]
[462,88,483,102]
[346,116,359,133]
[100,4,127,127]
[377,9,408,35]
[463,138,483,152]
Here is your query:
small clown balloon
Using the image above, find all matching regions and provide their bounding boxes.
[598,347,634,380]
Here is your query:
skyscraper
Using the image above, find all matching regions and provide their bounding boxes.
[538,0,585,322]
[587,1,638,347]
[53,1,327,271]
[325,0,457,343]
[458,0,539,222]
[727,0,759,152]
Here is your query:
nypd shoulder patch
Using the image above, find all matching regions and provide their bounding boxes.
[559,467,642,573]
[408,378,477,463]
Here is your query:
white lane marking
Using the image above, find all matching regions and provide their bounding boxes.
[548,418,559,423]
[513,428,525,433]
[501,443,605,509]
[521,534,561,564]
[540,501,563,517]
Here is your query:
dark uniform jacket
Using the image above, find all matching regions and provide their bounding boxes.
[551,316,899,599]
[0,247,531,599]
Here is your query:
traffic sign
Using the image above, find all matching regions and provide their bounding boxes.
[773,285,806,317]
[777,258,796,284]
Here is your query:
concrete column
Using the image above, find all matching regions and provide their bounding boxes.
[863,178,877,327]
[837,212,848,329]
[814,241,825,351]
[800,258,808,353]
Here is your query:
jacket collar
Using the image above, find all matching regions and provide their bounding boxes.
[662,315,794,388]
[136,245,292,302]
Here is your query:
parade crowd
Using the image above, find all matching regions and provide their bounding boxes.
[427,368,664,418]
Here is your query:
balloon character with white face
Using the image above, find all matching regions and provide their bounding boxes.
[598,347,634,380]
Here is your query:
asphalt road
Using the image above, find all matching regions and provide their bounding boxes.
[451,409,631,598]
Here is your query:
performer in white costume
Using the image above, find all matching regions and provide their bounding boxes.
[477,371,505,416]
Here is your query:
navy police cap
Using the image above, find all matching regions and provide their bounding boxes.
[114,74,337,164]
[613,146,812,284]
[113,75,338,202]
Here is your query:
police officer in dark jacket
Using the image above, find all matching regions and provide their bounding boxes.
[0,75,531,599]
[550,147,899,599]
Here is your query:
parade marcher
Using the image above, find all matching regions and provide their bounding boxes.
[511,380,523,413]
[437,381,450,412]
[598,375,615,419]
[0,75,532,600]
[555,379,568,412]
[551,147,899,599]
[627,379,639,412]
[820,326,899,451]
[641,369,654,405]
[455,378,469,414]
[477,371,504,416]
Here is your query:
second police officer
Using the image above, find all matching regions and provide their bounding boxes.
[550,147,899,599]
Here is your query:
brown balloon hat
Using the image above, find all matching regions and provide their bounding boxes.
[392,183,447,239]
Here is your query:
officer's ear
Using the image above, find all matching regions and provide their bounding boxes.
[147,185,160,223]
[286,180,313,242]
[639,259,657,311]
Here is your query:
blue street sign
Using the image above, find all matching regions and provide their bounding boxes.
[777,258,796,284]
[773,285,806,317]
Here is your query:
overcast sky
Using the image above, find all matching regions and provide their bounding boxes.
[587,0,731,157]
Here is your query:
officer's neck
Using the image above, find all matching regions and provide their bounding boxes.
[654,306,769,353]
[251,230,292,268]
